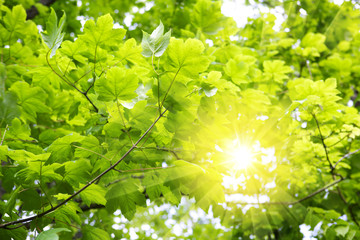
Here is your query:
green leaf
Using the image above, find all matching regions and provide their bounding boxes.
[59,40,87,64]
[224,58,249,84]
[36,228,71,240]
[18,188,41,211]
[142,171,165,201]
[0,227,27,240]
[15,162,62,184]
[47,133,84,164]
[82,225,110,240]
[191,0,227,35]
[192,174,225,212]
[2,5,36,43]
[141,21,171,57]
[304,208,322,229]
[300,32,327,58]
[7,118,34,141]
[0,92,20,127]
[0,63,5,99]
[0,145,7,161]
[50,202,82,225]
[74,135,101,161]
[335,225,349,237]
[9,81,50,122]
[164,38,211,80]
[79,184,107,207]
[95,67,138,101]
[7,150,50,162]
[79,14,126,48]
[5,187,21,214]
[41,8,66,58]
[106,179,146,220]
[63,159,91,187]
[54,193,71,201]
[263,60,292,83]
[117,38,147,66]
[161,185,180,205]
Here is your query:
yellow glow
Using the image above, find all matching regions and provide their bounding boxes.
[216,139,256,171]
[228,145,254,170]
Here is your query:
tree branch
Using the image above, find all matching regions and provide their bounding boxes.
[312,114,359,226]
[0,109,167,229]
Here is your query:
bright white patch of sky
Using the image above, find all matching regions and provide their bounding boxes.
[221,0,285,31]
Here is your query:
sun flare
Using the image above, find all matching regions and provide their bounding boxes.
[229,145,255,170]
[215,139,256,171]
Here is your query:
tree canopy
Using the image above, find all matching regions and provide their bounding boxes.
[1,0,360,239]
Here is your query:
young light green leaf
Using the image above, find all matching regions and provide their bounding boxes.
[79,14,126,48]
[36,228,71,240]
[263,60,292,83]
[41,8,66,58]
[164,38,211,80]
[141,21,171,57]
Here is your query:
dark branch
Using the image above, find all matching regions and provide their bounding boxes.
[26,0,57,20]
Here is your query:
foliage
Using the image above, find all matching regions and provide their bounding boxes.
[0,0,360,239]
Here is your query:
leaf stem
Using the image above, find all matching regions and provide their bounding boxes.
[159,67,182,110]
[116,99,134,145]
[0,124,8,146]
[46,50,99,112]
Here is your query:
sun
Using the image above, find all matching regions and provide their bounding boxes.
[228,145,254,170]
[215,139,256,171]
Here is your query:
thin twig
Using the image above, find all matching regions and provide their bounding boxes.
[237,178,343,205]
[326,133,350,148]
[43,216,81,230]
[334,148,360,169]
[135,146,181,159]
[46,50,99,112]
[0,109,167,229]
[115,166,172,173]
[72,145,110,161]
[312,113,333,171]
